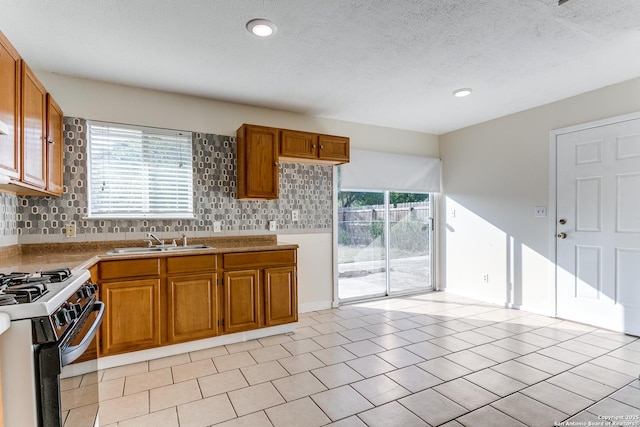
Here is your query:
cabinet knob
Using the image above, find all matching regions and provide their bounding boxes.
[311,144,316,148]
[320,145,324,149]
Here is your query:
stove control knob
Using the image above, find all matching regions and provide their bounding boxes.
[76,288,87,299]
[70,303,82,318]
[87,284,98,295]
[55,309,70,327]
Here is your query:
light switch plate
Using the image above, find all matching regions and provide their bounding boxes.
[213,221,221,233]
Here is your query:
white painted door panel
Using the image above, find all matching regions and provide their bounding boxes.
[556,118,640,336]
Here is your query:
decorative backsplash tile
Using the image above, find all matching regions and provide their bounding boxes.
[0,192,18,238]
[4,117,333,241]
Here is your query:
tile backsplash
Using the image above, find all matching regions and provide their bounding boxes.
[2,117,333,243]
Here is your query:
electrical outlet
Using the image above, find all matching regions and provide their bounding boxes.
[65,224,76,238]
[213,221,222,233]
[269,220,277,232]
[292,210,299,222]
[483,274,489,283]
[535,206,547,217]
[450,209,456,219]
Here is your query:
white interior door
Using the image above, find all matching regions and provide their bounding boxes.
[556,117,640,336]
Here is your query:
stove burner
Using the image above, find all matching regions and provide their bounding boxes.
[41,268,73,283]
[0,270,60,304]
[0,293,18,306]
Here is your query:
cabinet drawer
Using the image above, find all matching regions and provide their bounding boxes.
[223,250,296,269]
[99,258,160,280]
[166,254,217,274]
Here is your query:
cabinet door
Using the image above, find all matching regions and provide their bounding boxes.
[264,266,297,326]
[100,278,161,355]
[20,62,47,189]
[318,135,350,164]
[237,124,279,199]
[0,32,20,179]
[46,94,63,195]
[167,273,218,343]
[280,129,318,160]
[223,269,261,333]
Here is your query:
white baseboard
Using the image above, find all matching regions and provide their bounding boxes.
[443,287,554,318]
[299,300,333,313]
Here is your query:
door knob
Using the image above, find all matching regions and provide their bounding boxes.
[557,232,567,239]
[559,219,567,225]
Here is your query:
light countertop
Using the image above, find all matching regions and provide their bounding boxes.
[0,235,297,274]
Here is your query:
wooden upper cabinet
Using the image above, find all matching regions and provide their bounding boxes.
[280,129,350,165]
[280,129,318,161]
[46,95,63,195]
[0,32,21,179]
[237,124,279,199]
[237,123,349,199]
[318,134,349,164]
[0,32,63,196]
[20,61,47,189]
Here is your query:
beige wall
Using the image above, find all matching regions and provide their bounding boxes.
[32,72,439,311]
[37,72,439,157]
[439,77,640,314]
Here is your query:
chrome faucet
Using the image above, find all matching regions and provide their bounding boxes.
[146,233,164,246]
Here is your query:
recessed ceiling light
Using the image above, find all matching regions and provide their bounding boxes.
[246,19,277,38]
[453,88,473,97]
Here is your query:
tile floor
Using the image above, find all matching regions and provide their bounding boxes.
[70,292,640,426]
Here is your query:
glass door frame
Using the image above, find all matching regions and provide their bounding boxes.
[333,181,435,305]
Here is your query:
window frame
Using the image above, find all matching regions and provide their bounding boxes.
[86,120,195,219]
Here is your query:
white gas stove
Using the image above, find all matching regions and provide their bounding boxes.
[0,267,103,427]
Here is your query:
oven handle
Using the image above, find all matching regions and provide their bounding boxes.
[61,301,104,366]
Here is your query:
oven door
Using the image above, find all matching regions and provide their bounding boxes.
[38,301,104,427]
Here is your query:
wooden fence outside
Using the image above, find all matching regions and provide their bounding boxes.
[338,202,431,249]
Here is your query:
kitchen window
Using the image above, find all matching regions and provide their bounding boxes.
[87,121,194,218]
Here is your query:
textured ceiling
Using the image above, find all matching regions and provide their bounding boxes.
[1,0,639,134]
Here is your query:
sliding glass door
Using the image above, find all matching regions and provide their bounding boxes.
[337,191,433,302]
[388,192,432,294]
[337,191,387,300]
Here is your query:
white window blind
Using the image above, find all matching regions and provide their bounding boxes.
[87,121,194,218]
[340,149,441,192]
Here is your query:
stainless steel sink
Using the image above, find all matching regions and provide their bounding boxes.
[164,244,212,251]
[107,244,213,255]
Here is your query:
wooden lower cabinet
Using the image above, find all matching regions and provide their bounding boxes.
[222,249,298,332]
[223,269,261,333]
[97,250,297,356]
[265,266,297,326]
[167,273,217,343]
[101,278,161,355]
